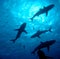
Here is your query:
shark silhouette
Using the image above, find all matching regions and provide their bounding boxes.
[31,27,52,38]
[10,23,27,43]
[30,4,54,21]
[32,40,56,54]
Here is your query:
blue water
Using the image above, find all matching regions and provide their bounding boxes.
[0,0,60,59]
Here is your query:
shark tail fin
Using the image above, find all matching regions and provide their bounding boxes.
[10,39,16,43]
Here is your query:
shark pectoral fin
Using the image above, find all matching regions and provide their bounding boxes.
[46,11,48,16]
[49,27,52,32]
[14,29,19,31]
[41,42,43,44]
[30,18,33,21]
[10,39,16,43]
[24,30,27,34]
[37,35,40,38]
[47,46,50,51]
[44,6,46,8]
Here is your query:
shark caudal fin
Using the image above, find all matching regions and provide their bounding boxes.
[10,39,16,43]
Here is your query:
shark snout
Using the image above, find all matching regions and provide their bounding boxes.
[51,4,55,8]
[22,23,26,27]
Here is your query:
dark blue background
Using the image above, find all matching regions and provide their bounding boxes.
[0,0,60,59]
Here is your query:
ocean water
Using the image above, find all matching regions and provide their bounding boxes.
[0,0,60,59]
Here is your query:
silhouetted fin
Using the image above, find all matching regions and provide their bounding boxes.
[10,39,16,43]
[14,29,19,31]
[30,18,33,21]
[44,6,46,8]
[47,46,50,51]
[46,11,48,16]
[37,35,40,38]
[24,30,27,34]
[49,27,52,32]
[39,9,42,11]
